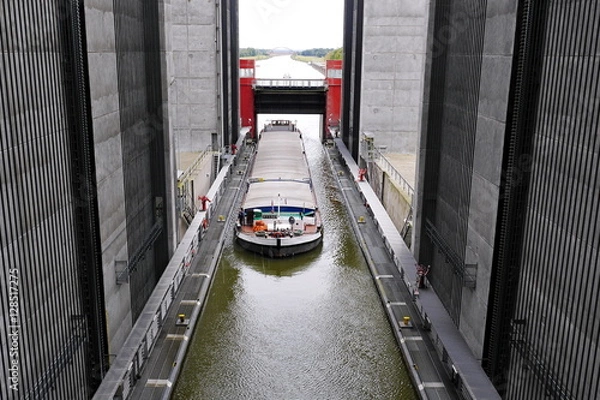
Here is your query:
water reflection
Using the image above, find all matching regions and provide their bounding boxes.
[255,55,324,80]
[235,241,323,277]
[172,114,416,399]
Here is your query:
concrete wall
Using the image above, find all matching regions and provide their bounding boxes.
[412,0,436,262]
[371,163,412,240]
[413,0,519,359]
[159,0,179,255]
[83,0,220,357]
[84,0,132,355]
[382,174,411,237]
[170,0,220,152]
[360,0,429,154]
[1,3,100,394]
[191,157,213,208]
[177,154,213,239]
[460,1,518,359]
[503,1,600,397]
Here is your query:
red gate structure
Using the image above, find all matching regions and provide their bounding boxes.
[325,59,342,139]
[239,58,342,141]
[239,58,255,138]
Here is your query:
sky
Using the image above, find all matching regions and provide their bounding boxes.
[238,0,344,50]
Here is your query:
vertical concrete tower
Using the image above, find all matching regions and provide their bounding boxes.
[359,0,430,154]
[1,0,236,398]
[1,2,110,398]
[415,1,600,398]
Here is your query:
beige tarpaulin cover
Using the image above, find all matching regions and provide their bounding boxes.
[244,181,316,210]
[252,131,308,180]
[244,129,316,210]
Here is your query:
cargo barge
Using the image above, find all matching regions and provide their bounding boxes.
[235,120,323,257]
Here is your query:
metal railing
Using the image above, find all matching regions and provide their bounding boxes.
[372,147,414,204]
[424,219,477,287]
[177,149,213,189]
[253,78,326,88]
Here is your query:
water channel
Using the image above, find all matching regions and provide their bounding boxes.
[172,57,416,399]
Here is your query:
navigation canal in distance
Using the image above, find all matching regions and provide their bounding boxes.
[172,105,416,398]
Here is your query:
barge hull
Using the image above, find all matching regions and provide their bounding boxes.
[238,119,322,258]
[236,231,323,258]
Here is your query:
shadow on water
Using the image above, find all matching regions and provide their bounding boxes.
[233,240,324,277]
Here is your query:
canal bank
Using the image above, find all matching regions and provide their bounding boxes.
[330,136,499,400]
[96,117,478,400]
[94,139,253,400]
[325,140,457,400]
[172,117,417,399]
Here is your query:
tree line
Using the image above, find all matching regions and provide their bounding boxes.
[239,48,271,57]
[297,48,342,59]
[240,47,342,60]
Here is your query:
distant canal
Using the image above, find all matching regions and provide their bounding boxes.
[172,60,416,399]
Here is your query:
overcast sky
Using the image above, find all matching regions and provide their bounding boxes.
[238,0,344,50]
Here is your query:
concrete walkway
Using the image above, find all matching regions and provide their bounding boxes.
[330,138,500,400]
[326,142,458,400]
[127,147,253,400]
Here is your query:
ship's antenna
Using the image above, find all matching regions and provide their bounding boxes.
[277,193,281,218]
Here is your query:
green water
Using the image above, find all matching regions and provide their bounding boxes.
[172,116,417,399]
